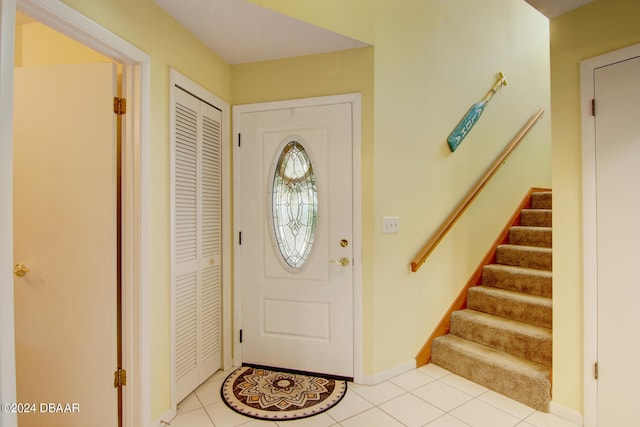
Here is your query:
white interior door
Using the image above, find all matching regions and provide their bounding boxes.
[236,99,354,378]
[13,63,118,426]
[594,55,640,426]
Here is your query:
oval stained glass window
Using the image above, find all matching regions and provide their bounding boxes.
[271,140,318,269]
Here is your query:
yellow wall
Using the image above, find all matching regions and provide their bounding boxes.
[54,0,232,419]
[18,0,554,421]
[15,20,110,66]
[245,0,551,377]
[550,0,640,412]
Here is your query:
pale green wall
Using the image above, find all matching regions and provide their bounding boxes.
[56,0,232,419]
[550,0,640,413]
[245,0,551,377]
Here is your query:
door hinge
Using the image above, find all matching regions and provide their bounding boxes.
[239,329,243,343]
[594,361,599,380]
[114,97,127,115]
[239,231,242,245]
[114,368,127,388]
[591,98,596,116]
[238,133,241,147]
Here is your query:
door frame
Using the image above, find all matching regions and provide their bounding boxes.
[580,42,640,427]
[0,1,151,426]
[232,93,363,383]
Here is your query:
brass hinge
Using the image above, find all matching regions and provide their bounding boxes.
[591,99,596,117]
[114,368,127,388]
[114,97,127,115]
[594,362,598,380]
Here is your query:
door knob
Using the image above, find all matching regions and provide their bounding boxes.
[14,263,30,278]
[330,257,350,267]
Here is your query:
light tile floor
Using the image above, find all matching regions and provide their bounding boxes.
[166,364,582,427]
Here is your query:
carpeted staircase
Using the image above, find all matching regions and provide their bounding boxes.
[431,191,552,412]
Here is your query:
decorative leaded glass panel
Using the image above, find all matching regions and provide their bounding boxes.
[271,140,318,269]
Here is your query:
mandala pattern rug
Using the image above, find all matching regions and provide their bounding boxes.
[220,366,347,421]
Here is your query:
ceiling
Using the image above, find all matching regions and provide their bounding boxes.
[154,0,369,65]
[525,0,594,18]
[154,0,593,65]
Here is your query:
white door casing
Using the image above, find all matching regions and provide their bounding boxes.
[0,3,18,426]
[14,63,118,426]
[581,43,640,427]
[234,94,362,379]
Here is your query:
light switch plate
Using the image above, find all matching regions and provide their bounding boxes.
[383,216,400,233]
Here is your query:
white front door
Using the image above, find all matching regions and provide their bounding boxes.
[13,63,118,426]
[593,54,640,425]
[235,97,356,378]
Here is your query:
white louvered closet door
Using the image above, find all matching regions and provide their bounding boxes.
[173,87,222,402]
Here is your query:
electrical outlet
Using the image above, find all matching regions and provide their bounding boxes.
[383,216,400,233]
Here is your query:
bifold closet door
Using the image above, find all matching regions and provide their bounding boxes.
[173,87,222,402]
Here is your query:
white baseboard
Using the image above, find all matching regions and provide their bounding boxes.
[550,401,583,425]
[151,408,176,427]
[358,359,416,385]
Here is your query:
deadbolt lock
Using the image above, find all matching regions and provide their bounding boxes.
[340,239,350,248]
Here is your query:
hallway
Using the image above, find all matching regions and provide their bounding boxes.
[169,364,581,427]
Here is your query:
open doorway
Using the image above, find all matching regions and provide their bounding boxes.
[1,1,151,426]
[13,12,124,426]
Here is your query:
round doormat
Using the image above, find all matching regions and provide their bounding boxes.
[220,366,347,421]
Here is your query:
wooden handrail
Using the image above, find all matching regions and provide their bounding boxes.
[410,108,545,272]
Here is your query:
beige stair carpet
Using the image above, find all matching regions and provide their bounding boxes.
[431,191,553,412]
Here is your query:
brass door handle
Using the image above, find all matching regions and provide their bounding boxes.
[330,257,350,267]
[14,263,30,278]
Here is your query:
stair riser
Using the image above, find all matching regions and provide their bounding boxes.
[509,227,552,248]
[496,245,552,271]
[520,209,552,227]
[482,265,552,297]
[467,287,552,329]
[431,337,551,412]
[449,311,552,367]
[531,192,552,210]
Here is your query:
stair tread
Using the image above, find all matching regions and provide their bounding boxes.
[482,264,552,298]
[508,226,552,248]
[496,244,552,270]
[531,191,552,209]
[483,263,552,277]
[469,285,552,306]
[431,335,551,412]
[433,334,550,376]
[520,209,552,227]
[498,244,552,253]
[452,309,552,338]
[467,286,552,328]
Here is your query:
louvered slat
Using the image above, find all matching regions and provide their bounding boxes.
[175,102,198,263]
[201,114,221,258]
[175,273,197,379]
[200,265,221,360]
